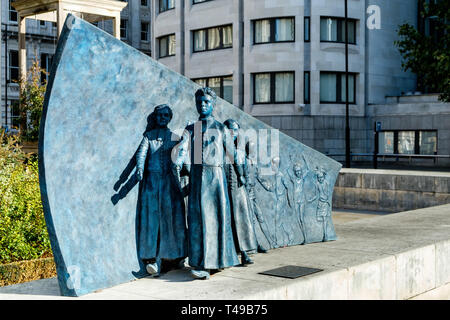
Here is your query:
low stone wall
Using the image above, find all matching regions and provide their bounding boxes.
[333,168,450,212]
[0,258,56,287]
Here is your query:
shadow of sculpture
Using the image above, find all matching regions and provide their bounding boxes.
[111,112,156,206]
[111,111,157,278]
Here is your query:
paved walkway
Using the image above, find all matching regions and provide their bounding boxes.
[0,206,448,300]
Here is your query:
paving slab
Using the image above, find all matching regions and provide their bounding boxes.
[1,205,449,300]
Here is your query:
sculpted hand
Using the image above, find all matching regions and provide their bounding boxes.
[172,165,182,184]
[239,175,247,187]
[136,169,144,181]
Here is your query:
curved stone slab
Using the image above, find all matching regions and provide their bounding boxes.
[39,15,342,296]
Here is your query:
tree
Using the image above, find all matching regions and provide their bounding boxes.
[395,0,450,102]
[17,57,48,142]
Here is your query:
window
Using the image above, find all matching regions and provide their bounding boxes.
[41,53,54,84]
[193,0,211,4]
[9,1,18,22]
[120,19,128,39]
[253,72,294,104]
[379,131,394,154]
[419,131,437,155]
[378,130,437,155]
[398,131,415,155]
[304,17,310,42]
[9,50,19,83]
[304,72,310,104]
[320,72,356,104]
[141,0,148,6]
[141,22,149,42]
[320,17,356,44]
[193,76,233,103]
[159,0,175,13]
[193,25,233,52]
[10,100,20,128]
[39,20,46,27]
[253,17,295,44]
[159,34,176,58]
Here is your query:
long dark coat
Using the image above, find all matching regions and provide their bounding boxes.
[176,117,240,270]
[136,128,187,261]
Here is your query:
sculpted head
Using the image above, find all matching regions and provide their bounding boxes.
[293,163,303,178]
[224,119,240,141]
[271,156,281,173]
[154,104,173,128]
[316,167,326,183]
[195,87,217,118]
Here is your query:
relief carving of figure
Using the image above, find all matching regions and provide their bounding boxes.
[309,167,336,242]
[258,157,292,247]
[244,141,275,251]
[286,154,309,243]
[223,119,258,265]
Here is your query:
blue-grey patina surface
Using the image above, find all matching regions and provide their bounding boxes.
[39,15,342,296]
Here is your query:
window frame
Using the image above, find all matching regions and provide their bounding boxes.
[319,71,357,104]
[159,0,175,14]
[120,19,128,39]
[8,50,19,83]
[10,100,20,128]
[40,53,54,84]
[9,0,18,23]
[304,17,310,42]
[252,16,296,45]
[378,130,438,155]
[304,71,310,104]
[320,16,357,45]
[252,71,295,105]
[141,22,150,42]
[191,75,233,103]
[192,24,233,53]
[192,0,214,4]
[158,34,176,58]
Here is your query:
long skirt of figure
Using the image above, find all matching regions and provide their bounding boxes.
[138,171,187,269]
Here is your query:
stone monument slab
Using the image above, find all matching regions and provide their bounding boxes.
[39,15,342,296]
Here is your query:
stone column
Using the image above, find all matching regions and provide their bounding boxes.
[18,16,27,81]
[56,3,68,38]
[113,15,121,40]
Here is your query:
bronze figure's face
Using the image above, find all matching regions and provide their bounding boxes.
[225,119,240,141]
[155,107,172,128]
[196,94,214,118]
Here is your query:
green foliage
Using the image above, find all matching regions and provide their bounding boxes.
[395,0,450,102]
[17,58,48,142]
[0,130,52,264]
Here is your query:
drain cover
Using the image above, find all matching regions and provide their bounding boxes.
[259,265,323,279]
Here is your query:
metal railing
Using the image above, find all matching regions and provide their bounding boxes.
[326,153,450,168]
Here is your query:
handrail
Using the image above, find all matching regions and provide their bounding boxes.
[326,152,450,168]
[326,153,450,159]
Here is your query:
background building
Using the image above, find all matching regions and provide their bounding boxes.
[1,0,448,167]
[152,0,449,166]
[0,0,150,131]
